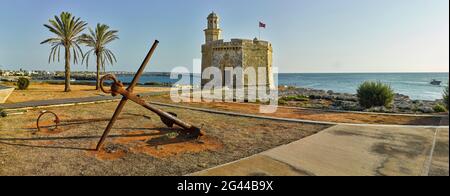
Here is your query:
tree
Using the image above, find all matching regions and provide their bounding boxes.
[41,12,87,92]
[80,24,119,90]
[444,83,449,110]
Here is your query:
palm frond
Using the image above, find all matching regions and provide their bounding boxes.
[80,23,119,71]
[49,20,64,36]
[48,44,62,63]
[42,11,87,67]
[82,49,94,68]
[43,24,63,38]
[40,38,61,45]
[57,45,61,62]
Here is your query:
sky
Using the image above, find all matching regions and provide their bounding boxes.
[0,0,448,73]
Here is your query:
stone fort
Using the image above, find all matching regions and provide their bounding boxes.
[201,12,274,89]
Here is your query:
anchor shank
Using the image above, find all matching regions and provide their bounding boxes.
[118,88,197,131]
[127,40,159,92]
[95,97,128,151]
[142,102,196,130]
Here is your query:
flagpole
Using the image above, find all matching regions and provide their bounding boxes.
[258,21,265,40]
[259,27,261,40]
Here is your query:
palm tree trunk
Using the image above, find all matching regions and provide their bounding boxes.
[64,46,71,92]
[96,53,101,90]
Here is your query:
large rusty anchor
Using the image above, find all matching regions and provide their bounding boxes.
[96,40,204,151]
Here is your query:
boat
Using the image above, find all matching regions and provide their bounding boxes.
[430,79,442,86]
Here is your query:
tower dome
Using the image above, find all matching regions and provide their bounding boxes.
[208,12,218,19]
[204,12,221,43]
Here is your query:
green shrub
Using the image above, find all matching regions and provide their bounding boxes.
[444,84,449,110]
[357,81,394,108]
[278,99,287,105]
[0,109,6,118]
[17,77,30,90]
[145,82,161,86]
[280,95,309,102]
[433,104,447,113]
[287,86,297,90]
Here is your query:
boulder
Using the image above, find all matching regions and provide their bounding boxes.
[279,86,443,114]
[333,100,363,111]
[365,106,391,113]
[395,102,413,110]
[418,106,434,113]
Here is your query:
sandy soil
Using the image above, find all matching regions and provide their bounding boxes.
[2,82,169,103]
[147,94,448,126]
[0,100,328,176]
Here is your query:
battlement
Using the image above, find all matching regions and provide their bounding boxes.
[204,38,272,52]
[206,38,270,46]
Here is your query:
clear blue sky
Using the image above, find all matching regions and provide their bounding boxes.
[0,0,448,73]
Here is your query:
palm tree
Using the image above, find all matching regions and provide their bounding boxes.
[80,24,119,90]
[444,83,449,110]
[41,12,87,92]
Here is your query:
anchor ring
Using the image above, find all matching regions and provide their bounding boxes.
[36,111,60,132]
[100,74,123,96]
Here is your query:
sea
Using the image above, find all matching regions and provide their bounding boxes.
[116,72,448,101]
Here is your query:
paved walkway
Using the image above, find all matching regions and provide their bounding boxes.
[0,92,164,110]
[190,125,449,176]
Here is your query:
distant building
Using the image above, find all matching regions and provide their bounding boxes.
[201,12,274,89]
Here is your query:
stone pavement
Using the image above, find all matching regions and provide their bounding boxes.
[191,125,449,176]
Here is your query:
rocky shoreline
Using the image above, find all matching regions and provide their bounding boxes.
[279,86,447,114]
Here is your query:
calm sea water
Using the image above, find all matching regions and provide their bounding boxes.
[117,73,449,101]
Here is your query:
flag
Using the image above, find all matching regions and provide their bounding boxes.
[259,22,266,28]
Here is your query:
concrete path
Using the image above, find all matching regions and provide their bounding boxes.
[191,125,449,176]
[428,128,449,176]
[0,92,164,110]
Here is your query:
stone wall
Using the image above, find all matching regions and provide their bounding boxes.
[242,40,273,87]
[201,39,273,88]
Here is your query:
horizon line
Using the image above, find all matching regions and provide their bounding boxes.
[0,69,449,74]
